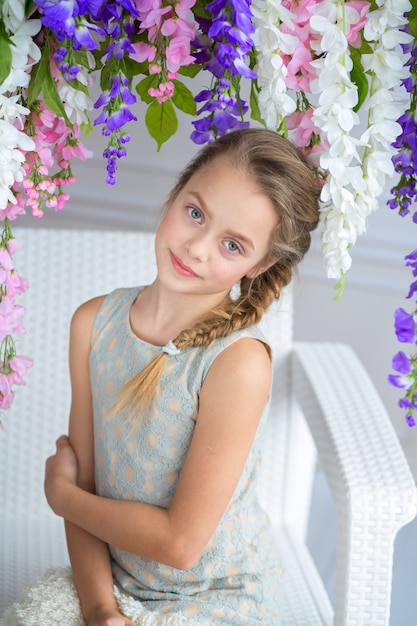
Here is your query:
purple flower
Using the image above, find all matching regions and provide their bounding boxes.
[191,0,255,144]
[392,350,412,375]
[106,106,137,131]
[394,307,417,343]
[405,249,417,276]
[407,279,417,300]
[36,0,105,45]
[94,71,137,183]
[387,38,417,218]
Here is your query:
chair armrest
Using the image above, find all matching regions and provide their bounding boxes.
[292,342,417,626]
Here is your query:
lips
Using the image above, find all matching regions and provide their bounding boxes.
[170,252,200,278]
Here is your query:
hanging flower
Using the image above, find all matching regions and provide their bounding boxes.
[191,0,255,143]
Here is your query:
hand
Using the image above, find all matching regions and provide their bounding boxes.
[44,435,78,514]
[87,607,137,626]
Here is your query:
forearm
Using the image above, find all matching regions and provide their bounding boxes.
[65,520,119,621]
[56,482,192,569]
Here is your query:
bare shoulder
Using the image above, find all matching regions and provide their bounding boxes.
[201,337,272,409]
[71,295,107,331]
[208,336,272,384]
[70,295,107,350]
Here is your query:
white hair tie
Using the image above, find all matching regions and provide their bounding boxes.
[162,340,181,356]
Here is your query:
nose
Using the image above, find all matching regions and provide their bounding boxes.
[185,232,210,262]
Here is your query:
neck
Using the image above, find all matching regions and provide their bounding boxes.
[131,281,230,345]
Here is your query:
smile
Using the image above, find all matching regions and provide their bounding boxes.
[170,252,200,278]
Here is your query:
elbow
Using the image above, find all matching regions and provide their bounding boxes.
[163,535,203,571]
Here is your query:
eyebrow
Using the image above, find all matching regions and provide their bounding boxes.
[189,191,255,251]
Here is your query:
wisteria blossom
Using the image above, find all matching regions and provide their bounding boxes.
[389,250,417,426]
[0,0,416,424]
[191,0,255,143]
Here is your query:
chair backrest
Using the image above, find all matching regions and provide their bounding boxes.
[0,227,316,544]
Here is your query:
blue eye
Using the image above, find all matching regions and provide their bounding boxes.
[224,240,241,254]
[188,207,202,222]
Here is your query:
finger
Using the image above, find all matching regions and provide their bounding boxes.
[56,435,69,448]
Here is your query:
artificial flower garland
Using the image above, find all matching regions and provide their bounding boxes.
[0,0,416,427]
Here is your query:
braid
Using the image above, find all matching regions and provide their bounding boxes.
[110,128,321,425]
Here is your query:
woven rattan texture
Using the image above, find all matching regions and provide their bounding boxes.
[293,343,417,625]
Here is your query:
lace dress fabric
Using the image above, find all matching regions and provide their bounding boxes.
[90,287,282,625]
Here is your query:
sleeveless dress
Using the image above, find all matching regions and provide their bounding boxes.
[89,287,283,625]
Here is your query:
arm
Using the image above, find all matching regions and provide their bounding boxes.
[54,297,135,626]
[45,337,272,570]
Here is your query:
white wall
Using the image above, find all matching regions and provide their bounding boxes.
[18,94,416,468]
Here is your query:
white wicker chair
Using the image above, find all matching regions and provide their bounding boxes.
[0,227,416,625]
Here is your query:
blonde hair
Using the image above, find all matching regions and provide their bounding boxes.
[112,128,321,422]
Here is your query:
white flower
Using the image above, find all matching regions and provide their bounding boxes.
[1,0,25,33]
[364,1,412,40]
[309,0,412,282]
[56,69,95,126]
[0,94,30,130]
[0,120,34,211]
[0,19,41,95]
[251,0,298,129]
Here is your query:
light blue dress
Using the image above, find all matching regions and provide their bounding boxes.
[90,287,282,625]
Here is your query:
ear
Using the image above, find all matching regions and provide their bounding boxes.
[245,257,277,279]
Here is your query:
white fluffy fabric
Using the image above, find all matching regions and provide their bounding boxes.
[1,567,202,626]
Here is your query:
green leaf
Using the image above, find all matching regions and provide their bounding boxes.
[178,63,201,78]
[358,39,373,55]
[0,24,13,88]
[145,99,178,150]
[70,77,89,95]
[121,56,148,79]
[249,81,266,127]
[27,34,73,128]
[193,0,211,19]
[25,0,35,17]
[100,57,117,91]
[27,44,50,105]
[43,69,74,129]
[136,74,158,104]
[73,49,93,71]
[408,0,417,38]
[172,80,196,115]
[350,47,368,113]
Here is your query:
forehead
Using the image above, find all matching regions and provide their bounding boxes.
[182,159,277,242]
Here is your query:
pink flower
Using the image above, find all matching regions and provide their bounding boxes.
[4,271,28,297]
[287,108,320,147]
[0,298,25,342]
[346,1,370,47]
[6,237,22,256]
[131,41,157,63]
[138,4,171,31]
[0,249,14,271]
[0,374,10,397]
[8,355,33,385]
[0,370,15,409]
[61,140,93,162]
[174,0,196,20]
[56,193,70,210]
[285,44,316,92]
[149,81,175,103]
[0,386,15,411]
[166,35,195,73]
[0,194,27,221]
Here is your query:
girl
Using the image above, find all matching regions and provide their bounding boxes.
[26,129,319,625]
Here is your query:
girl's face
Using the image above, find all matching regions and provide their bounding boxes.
[155,158,277,301]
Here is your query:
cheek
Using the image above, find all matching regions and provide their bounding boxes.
[156,210,178,245]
